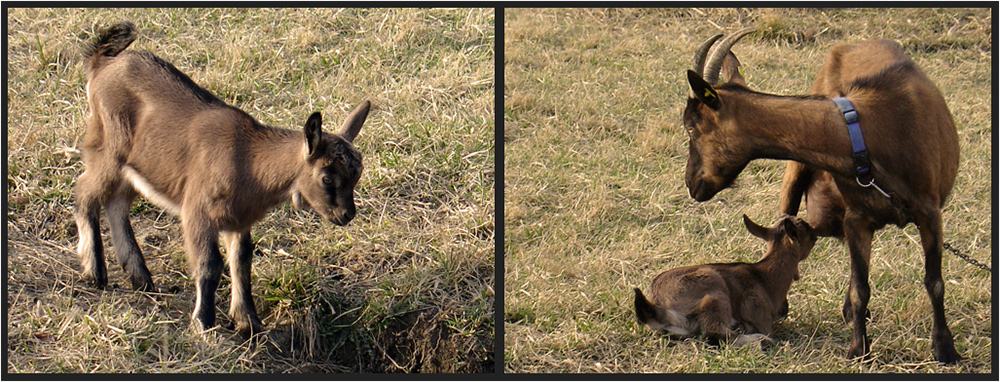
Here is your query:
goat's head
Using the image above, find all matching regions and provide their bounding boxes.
[743,214,817,279]
[682,28,755,201]
[292,101,370,226]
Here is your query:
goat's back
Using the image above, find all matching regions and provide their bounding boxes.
[811,39,959,207]
[811,39,909,96]
[648,263,743,311]
[83,27,281,220]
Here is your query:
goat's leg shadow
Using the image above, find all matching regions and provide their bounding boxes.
[222,230,264,336]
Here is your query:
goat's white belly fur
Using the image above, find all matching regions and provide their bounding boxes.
[122,166,181,215]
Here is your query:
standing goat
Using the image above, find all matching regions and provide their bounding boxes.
[681,28,961,363]
[75,22,371,334]
[635,215,815,346]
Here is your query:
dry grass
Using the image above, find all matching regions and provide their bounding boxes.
[7,8,494,373]
[504,8,991,373]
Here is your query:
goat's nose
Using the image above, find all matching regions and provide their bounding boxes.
[690,178,703,199]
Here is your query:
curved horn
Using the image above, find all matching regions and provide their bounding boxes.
[704,27,756,84]
[691,33,723,76]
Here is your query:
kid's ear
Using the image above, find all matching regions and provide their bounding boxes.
[304,112,324,158]
[743,214,769,239]
[782,219,799,242]
[687,70,721,110]
[338,100,370,143]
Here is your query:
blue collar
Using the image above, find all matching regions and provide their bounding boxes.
[831,97,890,198]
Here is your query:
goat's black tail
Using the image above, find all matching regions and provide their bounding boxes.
[633,288,657,325]
[85,22,137,60]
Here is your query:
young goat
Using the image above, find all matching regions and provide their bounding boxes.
[76,22,371,334]
[634,215,815,346]
[681,28,961,362]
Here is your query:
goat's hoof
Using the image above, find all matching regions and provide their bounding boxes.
[846,337,872,361]
[233,319,264,337]
[934,342,962,364]
[85,275,108,289]
[846,347,867,361]
[191,315,218,334]
[131,278,155,292]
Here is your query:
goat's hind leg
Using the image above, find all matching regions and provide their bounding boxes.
[692,293,734,346]
[779,161,811,216]
[74,152,121,288]
[916,208,961,363]
[222,230,263,335]
[106,182,154,291]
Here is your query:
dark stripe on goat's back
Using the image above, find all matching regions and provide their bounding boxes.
[133,50,224,105]
[848,60,919,93]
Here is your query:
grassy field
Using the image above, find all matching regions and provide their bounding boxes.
[7,8,494,373]
[504,8,991,373]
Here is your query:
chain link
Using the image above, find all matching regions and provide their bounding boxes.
[943,242,991,272]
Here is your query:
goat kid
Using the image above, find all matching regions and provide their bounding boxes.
[681,28,961,363]
[76,22,371,334]
[635,215,816,346]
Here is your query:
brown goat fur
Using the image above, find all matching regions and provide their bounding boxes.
[75,22,371,334]
[635,215,816,346]
[682,30,961,363]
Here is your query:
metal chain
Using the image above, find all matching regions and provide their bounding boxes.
[943,242,991,272]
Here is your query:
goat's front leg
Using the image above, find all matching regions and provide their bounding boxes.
[222,230,263,335]
[916,208,961,364]
[183,215,224,332]
[842,211,874,360]
[106,183,154,291]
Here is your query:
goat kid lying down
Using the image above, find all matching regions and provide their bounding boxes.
[634,215,816,346]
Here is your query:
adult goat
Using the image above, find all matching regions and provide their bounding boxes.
[681,28,961,363]
[76,22,371,334]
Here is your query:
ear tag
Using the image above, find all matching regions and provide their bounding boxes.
[704,88,716,98]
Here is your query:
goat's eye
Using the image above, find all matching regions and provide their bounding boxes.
[322,176,333,185]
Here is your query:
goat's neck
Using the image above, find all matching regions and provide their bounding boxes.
[730,93,856,177]
[250,127,308,200]
[754,251,799,302]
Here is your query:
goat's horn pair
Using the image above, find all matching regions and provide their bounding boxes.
[691,33,723,77]
[696,27,756,85]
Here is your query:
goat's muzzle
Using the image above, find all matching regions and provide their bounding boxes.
[688,177,717,202]
[329,210,355,226]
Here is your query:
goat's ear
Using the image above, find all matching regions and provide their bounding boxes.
[338,100,370,143]
[304,112,324,158]
[721,52,746,86]
[687,70,721,110]
[782,219,799,242]
[743,214,769,239]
